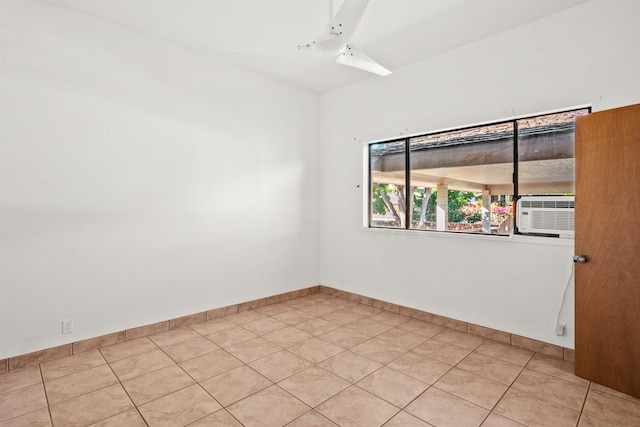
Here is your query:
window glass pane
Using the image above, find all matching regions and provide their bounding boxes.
[517,108,590,197]
[409,123,514,234]
[370,140,406,228]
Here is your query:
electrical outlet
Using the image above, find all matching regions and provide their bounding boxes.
[556,323,566,336]
[62,319,74,334]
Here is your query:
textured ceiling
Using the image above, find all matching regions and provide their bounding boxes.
[49,0,589,93]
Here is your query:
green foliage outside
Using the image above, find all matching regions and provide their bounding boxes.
[416,189,482,223]
[371,184,393,215]
[373,185,483,224]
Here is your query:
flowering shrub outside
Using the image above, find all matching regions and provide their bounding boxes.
[459,202,481,223]
[458,201,513,226]
[491,203,513,225]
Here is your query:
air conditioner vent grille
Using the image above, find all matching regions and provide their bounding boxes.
[521,200,575,209]
[530,211,574,230]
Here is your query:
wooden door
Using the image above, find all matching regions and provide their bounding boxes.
[575,103,640,398]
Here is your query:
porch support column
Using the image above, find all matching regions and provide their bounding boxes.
[482,189,491,233]
[436,183,448,231]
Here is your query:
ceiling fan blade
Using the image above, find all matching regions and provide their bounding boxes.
[331,0,369,43]
[335,44,392,76]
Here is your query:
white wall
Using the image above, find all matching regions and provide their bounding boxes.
[319,0,640,347]
[0,0,320,359]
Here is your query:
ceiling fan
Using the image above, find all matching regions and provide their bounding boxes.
[298,0,391,76]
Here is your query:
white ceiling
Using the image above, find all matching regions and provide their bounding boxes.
[50,0,589,94]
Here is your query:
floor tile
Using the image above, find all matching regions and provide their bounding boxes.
[457,353,523,385]
[49,384,133,427]
[494,388,580,427]
[286,410,338,427]
[254,303,292,316]
[189,318,236,335]
[0,407,51,427]
[388,351,452,384]
[368,311,410,327]
[398,319,445,337]
[316,386,399,427]
[590,382,640,403]
[356,366,429,408]
[294,318,341,336]
[434,367,508,409]
[279,366,350,407]
[474,340,533,367]
[109,348,174,381]
[148,327,201,348]
[511,368,588,410]
[200,365,272,406]
[0,384,48,422]
[350,338,407,364]
[581,388,640,426]
[319,327,371,348]
[298,303,340,317]
[248,350,312,382]
[45,364,118,404]
[526,354,589,386]
[324,299,355,310]
[280,299,316,309]
[138,384,221,427]
[347,304,381,317]
[179,349,243,382]
[224,310,267,325]
[577,413,620,426]
[287,337,345,364]
[99,338,157,363]
[345,318,394,337]
[481,413,526,427]
[206,325,257,348]
[262,326,313,348]
[162,335,219,363]
[227,385,309,427]
[40,350,106,381]
[383,410,433,426]
[122,364,195,406]
[321,308,366,325]
[0,366,42,395]
[272,309,316,326]
[376,327,429,349]
[88,409,147,427]
[432,329,486,350]
[405,387,489,427]
[318,351,382,383]
[188,409,243,426]
[413,339,472,365]
[242,317,288,335]
[225,337,282,363]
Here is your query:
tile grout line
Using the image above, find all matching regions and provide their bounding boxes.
[39,363,55,427]
[576,381,594,426]
[146,326,258,425]
[98,348,150,427]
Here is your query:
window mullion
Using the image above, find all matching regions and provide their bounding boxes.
[405,138,411,229]
[513,120,519,233]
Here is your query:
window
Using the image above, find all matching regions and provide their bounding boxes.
[369,107,590,235]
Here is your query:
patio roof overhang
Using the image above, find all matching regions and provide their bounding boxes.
[371,129,575,195]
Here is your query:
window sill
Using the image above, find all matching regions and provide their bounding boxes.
[362,226,574,247]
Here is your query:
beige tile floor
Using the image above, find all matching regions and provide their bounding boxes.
[2,293,640,426]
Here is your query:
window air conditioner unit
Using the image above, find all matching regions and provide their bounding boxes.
[517,196,575,238]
